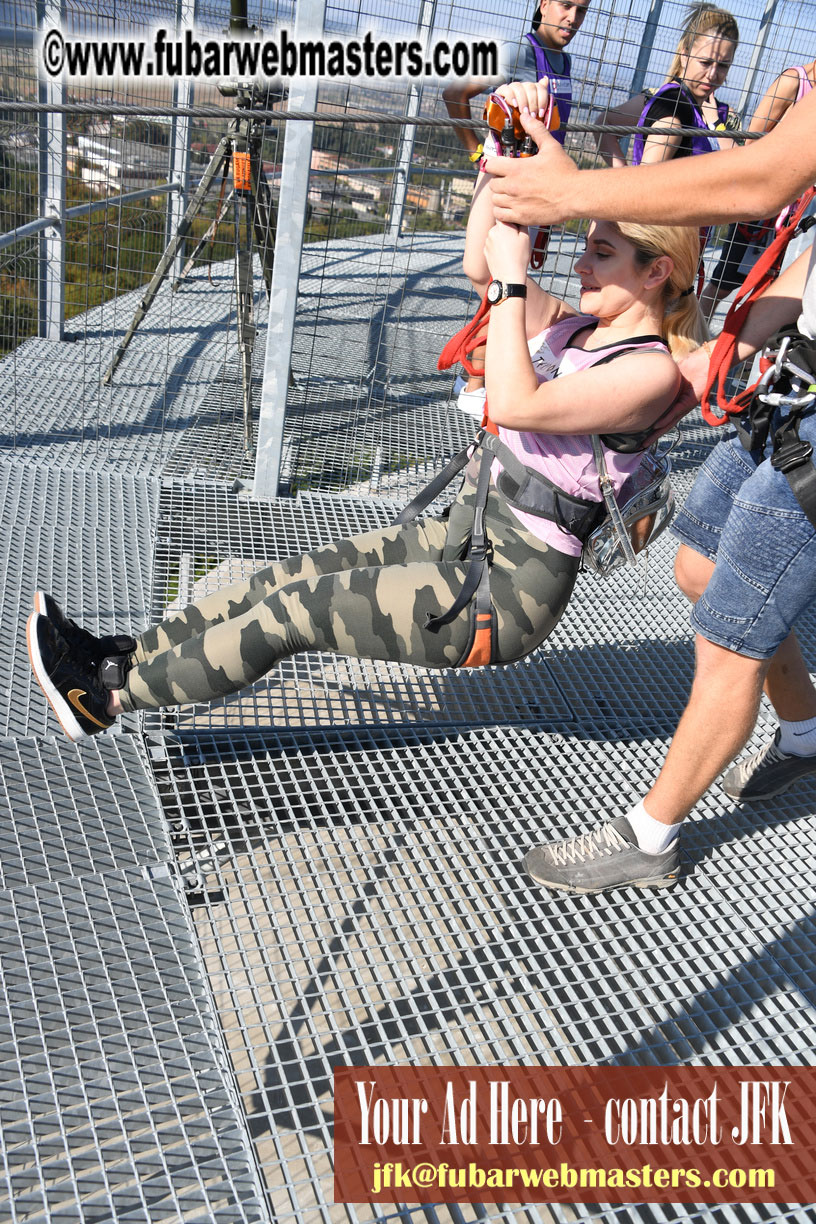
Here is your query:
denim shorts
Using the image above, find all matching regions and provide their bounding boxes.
[671,416,816,659]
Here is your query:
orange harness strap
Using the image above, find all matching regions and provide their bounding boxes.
[702,186,816,426]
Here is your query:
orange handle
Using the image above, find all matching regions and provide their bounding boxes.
[482,94,560,151]
[232,150,252,192]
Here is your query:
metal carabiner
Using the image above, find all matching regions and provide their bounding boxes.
[762,390,816,410]
[771,334,793,379]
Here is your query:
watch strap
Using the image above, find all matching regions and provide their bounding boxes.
[488,280,527,304]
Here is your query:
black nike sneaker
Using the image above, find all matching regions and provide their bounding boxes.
[34,591,136,666]
[27,611,116,742]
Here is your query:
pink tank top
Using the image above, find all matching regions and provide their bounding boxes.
[793,65,813,103]
[496,314,669,556]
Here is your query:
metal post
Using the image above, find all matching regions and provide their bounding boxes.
[167,0,196,276]
[37,0,65,340]
[628,0,665,98]
[734,0,779,119]
[251,0,324,500]
[387,0,437,241]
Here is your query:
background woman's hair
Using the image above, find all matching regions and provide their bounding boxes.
[611,221,709,358]
[666,3,739,82]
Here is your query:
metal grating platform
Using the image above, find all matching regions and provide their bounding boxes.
[0,734,170,892]
[154,722,816,1220]
[0,236,479,487]
[2,222,816,1222]
[0,460,271,1219]
[0,865,269,1223]
[0,459,159,739]
[0,233,586,491]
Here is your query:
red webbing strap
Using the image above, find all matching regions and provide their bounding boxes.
[437,292,491,378]
[438,293,498,434]
[529,227,550,270]
[701,185,816,426]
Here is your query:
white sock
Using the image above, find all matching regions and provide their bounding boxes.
[625,799,681,855]
[777,715,816,757]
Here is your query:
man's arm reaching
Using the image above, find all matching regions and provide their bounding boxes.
[487,89,816,227]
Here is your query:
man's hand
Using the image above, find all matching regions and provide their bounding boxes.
[678,341,716,404]
[485,111,580,226]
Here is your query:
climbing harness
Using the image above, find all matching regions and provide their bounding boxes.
[395,308,677,667]
[392,425,613,666]
[702,185,816,424]
[701,186,816,528]
[720,324,816,530]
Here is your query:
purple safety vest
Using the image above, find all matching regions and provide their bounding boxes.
[524,32,571,145]
[630,80,730,165]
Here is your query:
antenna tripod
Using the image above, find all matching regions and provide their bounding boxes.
[102,85,277,453]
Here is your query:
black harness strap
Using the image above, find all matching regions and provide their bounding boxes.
[392,443,475,526]
[424,442,495,635]
[391,429,605,665]
[741,328,816,530]
[479,432,606,541]
[772,427,816,529]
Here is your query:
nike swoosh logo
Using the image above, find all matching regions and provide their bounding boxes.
[67,688,109,729]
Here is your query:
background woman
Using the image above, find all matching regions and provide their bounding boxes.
[597,3,740,167]
[700,56,816,317]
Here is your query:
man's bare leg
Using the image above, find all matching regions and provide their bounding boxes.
[644,636,770,825]
[523,636,768,893]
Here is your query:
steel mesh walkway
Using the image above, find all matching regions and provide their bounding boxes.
[2,231,816,1222]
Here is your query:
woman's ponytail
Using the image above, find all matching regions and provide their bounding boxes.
[612,221,708,358]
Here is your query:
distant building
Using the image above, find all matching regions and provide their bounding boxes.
[405,184,440,213]
[337,174,384,202]
[75,135,168,193]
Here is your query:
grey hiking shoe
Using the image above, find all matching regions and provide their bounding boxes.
[721,730,816,801]
[523,816,680,895]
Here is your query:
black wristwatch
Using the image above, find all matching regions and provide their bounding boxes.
[487,279,527,305]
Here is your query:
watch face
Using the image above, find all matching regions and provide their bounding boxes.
[487,281,502,304]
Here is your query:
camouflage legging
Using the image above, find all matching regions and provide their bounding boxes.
[118,481,579,712]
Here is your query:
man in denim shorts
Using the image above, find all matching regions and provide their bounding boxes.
[484,85,816,892]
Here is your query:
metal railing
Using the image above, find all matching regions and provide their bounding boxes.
[0,181,181,252]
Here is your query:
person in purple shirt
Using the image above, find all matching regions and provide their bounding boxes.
[442,0,589,160]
